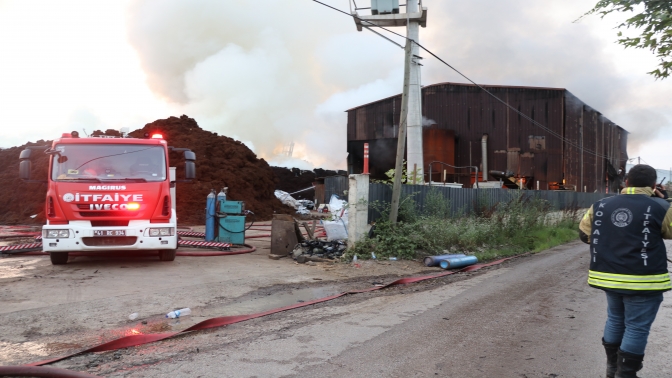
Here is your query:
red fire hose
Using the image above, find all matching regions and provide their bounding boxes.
[20,257,512,367]
[0,366,102,378]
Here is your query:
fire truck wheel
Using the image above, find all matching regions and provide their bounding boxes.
[50,252,69,265]
[158,249,176,261]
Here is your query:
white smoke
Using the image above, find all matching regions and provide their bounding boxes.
[125,0,405,169]
[123,0,672,170]
[422,116,436,126]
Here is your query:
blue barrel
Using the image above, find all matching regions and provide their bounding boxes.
[423,254,466,267]
[205,190,216,241]
[439,256,478,269]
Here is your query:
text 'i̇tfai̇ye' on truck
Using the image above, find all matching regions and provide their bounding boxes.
[18,129,196,265]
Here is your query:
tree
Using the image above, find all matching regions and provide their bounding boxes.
[581,0,672,79]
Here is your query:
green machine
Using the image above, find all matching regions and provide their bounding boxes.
[215,188,246,245]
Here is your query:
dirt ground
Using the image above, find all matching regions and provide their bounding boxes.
[0,221,448,368]
[3,225,671,377]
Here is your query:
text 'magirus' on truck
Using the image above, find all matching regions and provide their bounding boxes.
[19,129,196,265]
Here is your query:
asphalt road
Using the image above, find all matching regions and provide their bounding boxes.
[125,242,672,378]
[2,239,671,377]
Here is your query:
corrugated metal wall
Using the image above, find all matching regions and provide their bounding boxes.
[347,83,628,193]
[367,183,613,222]
[324,176,349,202]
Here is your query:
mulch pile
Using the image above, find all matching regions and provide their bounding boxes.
[0,115,310,226]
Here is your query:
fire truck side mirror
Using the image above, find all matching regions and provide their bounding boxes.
[19,149,32,180]
[184,150,196,180]
[19,160,32,180]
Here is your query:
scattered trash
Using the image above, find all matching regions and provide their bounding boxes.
[371,252,376,260]
[439,256,478,269]
[166,308,192,319]
[292,239,347,261]
[128,313,139,321]
[322,219,348,241]
[352,254,358,262]
[296,199,315,210]
[295,206,310,215]
[274,190,299,209]
[388,257,398,261]
[423,254,467,267]
[328,194,347,215]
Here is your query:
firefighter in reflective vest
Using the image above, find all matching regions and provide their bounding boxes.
[579,164,672,378]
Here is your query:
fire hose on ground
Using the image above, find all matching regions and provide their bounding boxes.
[0,231,256,256]
[2,256,514,371]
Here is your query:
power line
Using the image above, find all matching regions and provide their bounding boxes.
[312,0,624,161]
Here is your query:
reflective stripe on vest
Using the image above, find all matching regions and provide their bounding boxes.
[588,270,672,291]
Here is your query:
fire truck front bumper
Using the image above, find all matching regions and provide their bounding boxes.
[42,221,178,252]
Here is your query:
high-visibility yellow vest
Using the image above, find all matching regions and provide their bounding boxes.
[588,194,671,294]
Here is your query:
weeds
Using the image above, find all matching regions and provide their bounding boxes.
[346,189,580,262]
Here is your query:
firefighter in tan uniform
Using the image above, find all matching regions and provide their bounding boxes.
[579,165,672,378]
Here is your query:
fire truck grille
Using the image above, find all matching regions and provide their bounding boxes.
[91,220,129,227]
[81,237,137,247]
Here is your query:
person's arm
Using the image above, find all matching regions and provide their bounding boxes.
[653,186,667,199]
[655,186,668,199]
[661,207,672,239]
[579,206,594,244]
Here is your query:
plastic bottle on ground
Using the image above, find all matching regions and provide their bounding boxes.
[128,313,139,321]
[371,252,376,260]
[353,255,358,262]
[389,257,398,261]
[166,308,192,319]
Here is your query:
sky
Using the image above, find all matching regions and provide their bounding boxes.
[1,0,671,171]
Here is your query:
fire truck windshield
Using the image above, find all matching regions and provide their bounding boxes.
[51,144,167,182]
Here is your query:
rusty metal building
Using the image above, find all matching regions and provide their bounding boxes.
[346,82,628,193]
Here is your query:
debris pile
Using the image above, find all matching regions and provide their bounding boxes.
[292,239,347,262]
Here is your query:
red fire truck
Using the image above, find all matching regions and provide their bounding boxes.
[19,130,196,265]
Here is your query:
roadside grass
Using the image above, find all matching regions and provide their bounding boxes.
[345,190,581,263]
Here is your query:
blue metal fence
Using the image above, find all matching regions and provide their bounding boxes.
[367,183,613,222]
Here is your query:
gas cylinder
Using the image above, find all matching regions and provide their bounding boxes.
[205,189,216,241]
[217,187,227,212]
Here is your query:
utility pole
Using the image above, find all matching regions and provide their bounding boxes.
[405,0,424,186]
[351,1,427,223]
[389,38,413,223]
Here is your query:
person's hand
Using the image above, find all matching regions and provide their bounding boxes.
[654,187,666,198]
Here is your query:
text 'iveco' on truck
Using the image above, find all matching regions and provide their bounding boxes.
[19,130,196,265]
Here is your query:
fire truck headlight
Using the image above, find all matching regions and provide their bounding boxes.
[44,229,70,238]
[149,228,174,237]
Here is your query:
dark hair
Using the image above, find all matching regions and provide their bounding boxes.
[626,164,657,187]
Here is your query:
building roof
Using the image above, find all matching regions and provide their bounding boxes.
[345,81,567,112]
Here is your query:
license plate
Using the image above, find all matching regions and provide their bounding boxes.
[93,230,126,237]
